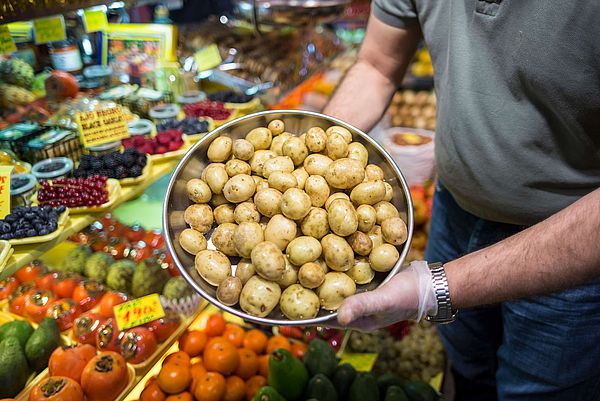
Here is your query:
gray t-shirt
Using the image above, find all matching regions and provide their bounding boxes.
[374,0,600,225]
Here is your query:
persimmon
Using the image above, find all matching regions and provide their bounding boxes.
[140,382,166,401]
[234,348,258,379]
[29,376,84,401]
[242,329,267,354]
[203,337,240,375]
[194,372,226,401]
[80,351,129,401]
[157,362,192,394]
[223,324,245,347]
[266,335,291,354]
[245,376,267,401]
[163,351,191,367]
[205,314,226,337]
[179,330,207,357]
[223,376,246,401]
[257,354,269,377]
[48,344,96,382]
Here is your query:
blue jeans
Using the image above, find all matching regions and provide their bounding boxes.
[425,182,600,401]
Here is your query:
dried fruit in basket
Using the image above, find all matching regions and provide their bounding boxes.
[48,344,96,382]
[80,351,129,401]
[28,376,84,401]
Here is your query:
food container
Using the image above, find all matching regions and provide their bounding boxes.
[10,173,37,208]
[0,123,40,155]
[177,91,206,105]
[149,103,180,125]
[382,127,435,186]
[31,157,74,180]
[19,128,83,163]
[163,110,414,326]
[127,119,155,137]
[83,65,113,86]
[87,141,122,156]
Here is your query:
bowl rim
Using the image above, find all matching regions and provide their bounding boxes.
[163,109,414,326]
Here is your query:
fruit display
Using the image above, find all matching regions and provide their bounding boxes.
[122,129,184,155]
[74,149,147,180]
[177,120,408,320]
[0,58,36,111]
[156,118,211,136]
[183,101,232,121]
[0,205,66,240]
[387,90,436,131]
[37,177,110,208]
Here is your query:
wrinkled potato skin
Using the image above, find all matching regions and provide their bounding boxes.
[184,204,214,233]
[240,276,281,317]
[280,188,312,220]
[204,164,229,195]
[249,150,276,176]
[325,193,350,211]
[217,276,243,306]
[292,168,309,190]
[179,228,207,255]
[350,180,386,205]
[195,250,231,286]
[223,174,256,203]
[270,132,292,155]
[327,199,358,237]
[207,136,232,162]
[233,222,264,258]
[234,201,260,224]
[280,284,320,320]
[305,127,327,153]
[214,204,235,225]
[347,258,375,285]
[298,262,326,289]
[347,142,369,167]
[225,159,251,177]
[383,182,394,202]
[317,272,356,311]
[286,236,322,266]
[282,136,309,166]
[325,132,349,160]
[346,231,374,256]
[186,179,212,203]
[268,119,285,135]
[365,164,385,181]
[277,257,299,288]
[300,208,330,239]
[356,204,377,233]
[251,241,286,281]
[264,214,297,250]
[268,172,298,193]
[321,234,355,272]
[212,222,239,256]
[374,201,401,225]
[262,156,295,178]
[235,259,255,284]
[304,175,330,208]
[246,127,272,150]
[233,138,255,161]
[381,216,408,245]
[369,244,400,272]
[325,158,365,189]
[326,126,353,143]
[254,188,282,217]
[303,154,333,176]
[368,225,385,248]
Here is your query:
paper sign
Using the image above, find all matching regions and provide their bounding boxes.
[194,44,222,71]
[75,106,130,147]
[33,15,66,44]
[0,26,17,54]
[338,352,378,372]
[114,293,165,331]
[83,10,108,33]
[0,166,14,219]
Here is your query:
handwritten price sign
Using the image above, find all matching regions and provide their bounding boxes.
[114,294,165,331]
[75,106,130,147]
[0,26,16,54]
[0,166,14,219]
[33,15,66,44]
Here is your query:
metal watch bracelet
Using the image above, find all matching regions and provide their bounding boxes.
[425,262,457,324]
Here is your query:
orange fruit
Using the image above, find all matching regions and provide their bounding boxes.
[194,372,226,401]
[291,342,307,359]
[165,392,193,401]
[266,335,291,354]
[190,361,207,381]
[205,314,226,337]
[242,330,268,354]
[223,324,245,347]
[140,382,166,401]
[245,376,267,401]
[234,348,258,379]
[203,337,240,375]
[157,362,192,394]
[257,354,269,377]
[179,330,208,357]
[223,376,246,401]
[163,351,191,367]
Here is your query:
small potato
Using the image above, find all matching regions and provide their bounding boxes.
[252,175,263,186]
[204,164,229,195]
[305,127,327,153]
[325,132,349,160]
[195,250,231,286]
[179,228,207,255]
[225,159,251,176]
[201,162,224,182]
[365,164,385,181]
[368,225,385,248]
[184,204,213,233]
[249,150,277,176]
[286,236,322,266]
[268,119,285,135]
[282,136,309,166]
[374,201,400,225]
[207,136,232,162]
[303,154,333,176]
[233,222,264,258]
[346,231,373,256]
[314,258,328,275]
[369,244,400,272]
[328,199,358,237]
[240,276,281,317]
[298,262,325,289]
[347,142,369,168]
[280,188,312,220]
[381,216,408,245]
[350,180,386,205]
[278,257,299,288]
[246,127,272,150]
[251,241,286,281]
[264,214,297,250]
[292,167,309,190]
[321,234,355,272]
[212,222,238,256]
[254,188,282,217]
[210,193,229,207]
[280,284,320,320]
[325,158,365,189]
[317,272,356,311]
[270,132,292,155]
[300,208,330,239]
[223,174,256,203]
[186,179,212,203]
[217,276,243,306]
[233,138,254,161]
[235,259,255,284]
[347,258,375,285]
[356,204,377,233]
[214,204,235,224]
[255,179,270,192]
[262,156,295,178]
[305,175,330,208]
[234,202,260,223]
[268,172,298,193]
[383,182,394,202]
[326,126,352,143]
[299,133,306,143]
[325,193,350,211]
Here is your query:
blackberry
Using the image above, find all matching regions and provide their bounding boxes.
[104,156,118,169]
[129,166,143,177]
[124,147,137,156]
[91,159,103,170]
[122,154,135,167]
[115,165,127,179]
[136,156,147,167]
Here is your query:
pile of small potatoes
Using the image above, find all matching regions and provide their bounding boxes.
[178,120,408,320]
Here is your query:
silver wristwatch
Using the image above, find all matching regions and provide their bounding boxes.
[425,262,457,324]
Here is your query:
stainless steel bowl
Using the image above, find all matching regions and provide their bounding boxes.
[163,110,414,326]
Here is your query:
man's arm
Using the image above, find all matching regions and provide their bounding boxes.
[323,15,421,132]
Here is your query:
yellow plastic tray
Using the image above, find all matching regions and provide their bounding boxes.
[225,97,262,114]
[8,210,70,246]
[0,240,12,271]
[32,179,122,215]
[120,155,152,186]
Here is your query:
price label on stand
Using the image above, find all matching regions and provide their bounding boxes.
[338,352,378,372]
[33,15,66,44]
[114,294,165,331]
[0,25,17,54]
[83,10,108,33]
[75,106,130,147]
[0,166,14,219]
[194,44,222,71]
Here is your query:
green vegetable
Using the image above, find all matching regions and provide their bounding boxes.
[0,337,31,398]
[401,381,439,401]
[332,363,356,400]
[349,372,379,401]
[57,245,92,274]
[162,276,194,300]
[385,386,409,401]
[252,386,287,401]
[303,338,338,378]
[0,320,34,348]
[377,372,407,396]
[305,373,338,401]
[25,317,61,371]
[131,258,170,297]
[84,252,114,283]
[106,259,136,292]
[268,348,308,401]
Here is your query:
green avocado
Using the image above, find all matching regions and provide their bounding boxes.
[305,373,338,401]
[25,317,61,371]
[332,363,356,400]
[268,348,308,401]
[0,337,31,398]
[252,386,286,401]
[303,338,338,378]
[0,320,34,348]
[377,372,408,396]
[401,380,439,401]
[349,372,379,401]
[385,385,409,401]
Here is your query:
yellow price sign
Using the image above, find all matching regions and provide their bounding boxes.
[33,15,66,44]
[83,10,108,33]
[0,25,17,54]
[194,44,222,71]
[75,106,130,148]
[338,352,378,372]
[114,294,165,331]
[0,166,14,219]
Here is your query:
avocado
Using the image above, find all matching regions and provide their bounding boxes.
[401,380,439,401]
[305,373,338,401]
[377,372,408,396]
[25,317,61,371]
[385,386,410,401]
[0,337,31,397]
[332,363,356,400]
[349,372,379,401]
[303,338,338,378]
[0,320,34,348]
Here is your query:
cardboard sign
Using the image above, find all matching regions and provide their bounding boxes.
[338,352,378,372]
[33,15,66,44]
[0,166,14,219]
[0,25,17,54]
[75,106,130,147]
[83,10,108,33]
[194,44,222,71]
[114,293,165,331]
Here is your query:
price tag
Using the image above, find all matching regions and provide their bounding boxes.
[0,25,17,54]
[338,352,378,372]
[0,166,14,219]
[33,15,66,44]
[194,44,222,71]
[75,106,130,148]
[114,294,165,331]
[83,10,108,33]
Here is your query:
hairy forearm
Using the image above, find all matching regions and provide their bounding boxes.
[445,188,600,308]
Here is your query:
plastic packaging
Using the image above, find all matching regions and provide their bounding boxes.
[381,127,435,186]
